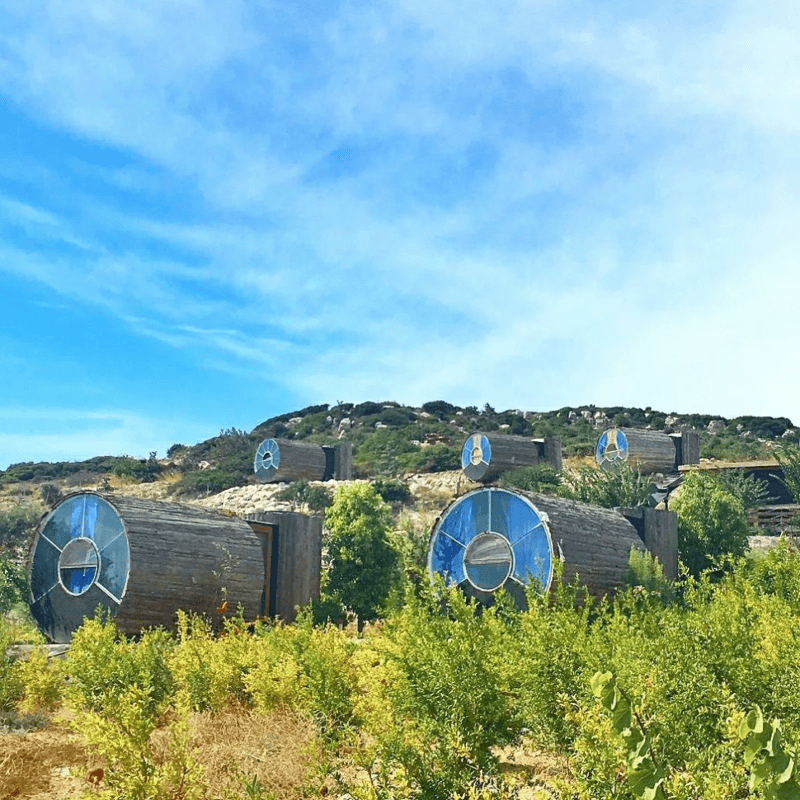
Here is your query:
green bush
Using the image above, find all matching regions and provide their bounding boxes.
[66,614,175,719]
[277,480,332,511]
[0,557,29,615]
[171,468,245,496]
[0,504,43,550]
[671,471,750,577]
[372,477,411,503]
[362,587,522,799]
[316,483,400,627]
[500,464,561,494]
[401,443,460,473]
[558,463,653,508]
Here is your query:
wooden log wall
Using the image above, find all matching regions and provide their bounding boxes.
[595,428,700,475]
[115,495,264,633]
[671,430,700,468]
[619,506,678,581]
[462,432,563,482]
[30,492,264,642]
[245,510,322,623]
[257,439,327,483]
[523,491,648,598]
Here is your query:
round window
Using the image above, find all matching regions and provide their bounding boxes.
[463,531,513,592]
[58,537,99,596]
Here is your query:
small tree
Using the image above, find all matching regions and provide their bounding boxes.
[671,471,750,576]
[319,483,400,628]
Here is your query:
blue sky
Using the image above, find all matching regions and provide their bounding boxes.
[1,0,798,468]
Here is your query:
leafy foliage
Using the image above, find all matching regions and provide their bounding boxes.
[671,471,750,576]
[500,464,561,494]
[591,671,666,800]
[316,483,401,626]
[276,480,332,511]
[776,444,800,504]
[0,504,43,550]
[0,557,29,615]
[558,463,653,508]
[739,706,800,798]
[372,477,411,503]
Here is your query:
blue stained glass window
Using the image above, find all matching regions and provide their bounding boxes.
[92,499,126,550]
[428,488,554,598]
[429,530,466,585]
[59,538,99,595]
[255,439,281,476]
[41,503,76,549]
[98,533,129,600]
[31,536,60,602]
[512,529,552,589]
[438,490,489,546]
[596,428,629,466]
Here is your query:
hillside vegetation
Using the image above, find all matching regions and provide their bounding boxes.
[3,402,800,799]
[1,401,795,496]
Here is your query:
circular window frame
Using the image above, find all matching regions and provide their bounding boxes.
[58,537,101,597]
[463,530,515,592]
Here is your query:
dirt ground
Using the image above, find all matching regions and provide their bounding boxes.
[0,706,318,800]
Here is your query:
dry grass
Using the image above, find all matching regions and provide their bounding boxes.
[0,720,95,800]
[0,706,319,800]
[185,705,319,798]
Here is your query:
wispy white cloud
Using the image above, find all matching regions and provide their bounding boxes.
[0,0,798,468]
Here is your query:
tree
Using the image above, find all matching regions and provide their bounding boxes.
[671,471,750,576]
[318,483,400,628]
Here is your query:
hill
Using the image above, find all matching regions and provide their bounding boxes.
[0,401,796,499]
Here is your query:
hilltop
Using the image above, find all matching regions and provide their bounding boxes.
[0,401,796,501]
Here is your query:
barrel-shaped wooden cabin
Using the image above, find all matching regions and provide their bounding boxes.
[28,492,322,642]
[595,427,700,474]
[428,487,676,609]
[461,433,562,482]
[254,439,352,483]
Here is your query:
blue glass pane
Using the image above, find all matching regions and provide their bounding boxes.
[41,502,77,549]
[461,434,492,470]
[82,495,99,540]
[439,491,489,545]
[491,490,533,537]
[31,536,60,602]
[461,439,473,470]
[98,533,129,599]
[595,431,608,461]
[512,531,552,591]
[429,531,466,585]
[70,496,85,538]
[466,562,510,591]
[61,566,97,594]
[92,498,125,550]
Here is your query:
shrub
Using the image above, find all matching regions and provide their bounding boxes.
[671,471,750,576]
[277,480,332,512]
[0,504,43,550]
[317,484,400,627]
[372,477,411,503]
[500,464,561,494]
[171,468,245,496]
[0,558,29,615]
[402,443,460,473]
[421,400,458,419]
[358,587,521,799]
[558,463,653,508]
